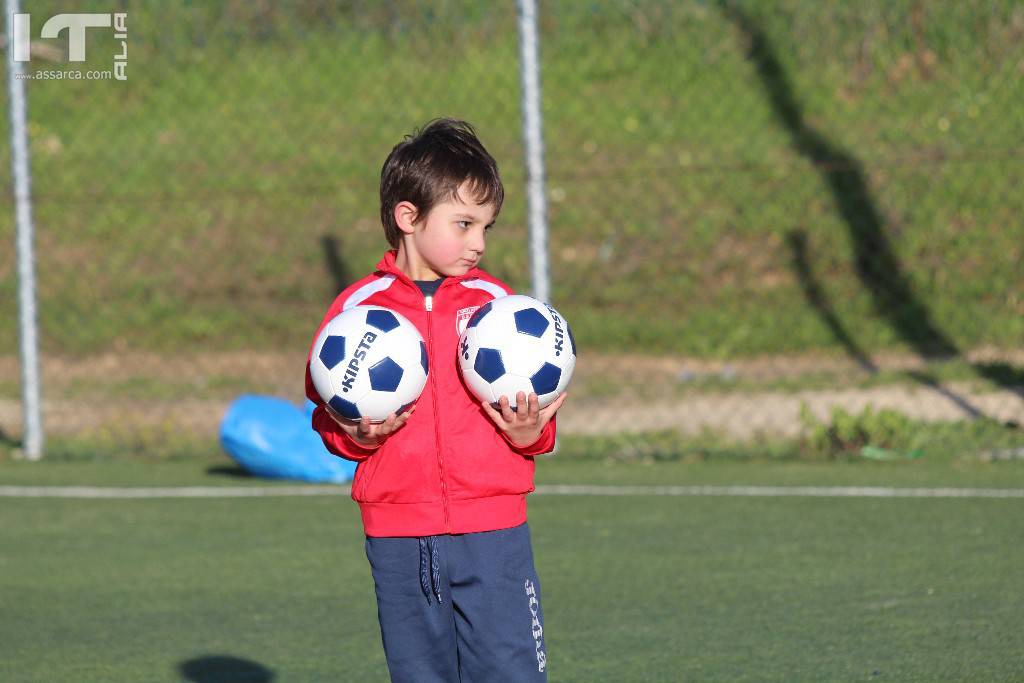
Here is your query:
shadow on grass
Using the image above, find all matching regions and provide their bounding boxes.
[973,362,1024,390]
[0,426,21,451]
[785,230,878,374]
[206,464,254,479]
[721,1,1023,420]
[179,655,275,683]
[321,234,354,296]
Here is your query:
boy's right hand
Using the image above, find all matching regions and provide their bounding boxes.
[325,404,415,448]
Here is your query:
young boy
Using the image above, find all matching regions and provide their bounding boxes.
[305,119,566,682]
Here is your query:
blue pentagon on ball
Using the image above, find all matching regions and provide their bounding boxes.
[530,362,561,395]
[467,302,492,329]
[514,308,549,338]
[366,309,400,332]
[474,347,506,382]
[329,396,361,420]
[319,335,346,370]
[421,341,429,374]
[369,356,404,392]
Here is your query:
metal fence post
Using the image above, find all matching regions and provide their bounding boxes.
[5,0,45,460]
[516,0,551,304]
[517,0,559,453]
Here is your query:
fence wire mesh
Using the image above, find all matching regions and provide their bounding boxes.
[0,0,1022,462]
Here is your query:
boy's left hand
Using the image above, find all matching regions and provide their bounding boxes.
[482,391,567,448]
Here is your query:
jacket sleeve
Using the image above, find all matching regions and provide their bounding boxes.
[311,403,381,463]
[501,416,557,457]
[306,358,382,462]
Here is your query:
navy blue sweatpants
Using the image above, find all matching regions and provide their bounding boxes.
[364,522,548,682]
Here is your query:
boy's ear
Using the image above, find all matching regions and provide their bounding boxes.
[394,201,420,235]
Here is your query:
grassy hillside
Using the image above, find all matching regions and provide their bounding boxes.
[0,0,1021,358]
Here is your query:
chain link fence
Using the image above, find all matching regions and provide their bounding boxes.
[1,0,1022,462]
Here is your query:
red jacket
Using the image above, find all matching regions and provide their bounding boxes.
[305,250,556,537]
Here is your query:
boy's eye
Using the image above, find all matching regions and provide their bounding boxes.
[458,220,471,229]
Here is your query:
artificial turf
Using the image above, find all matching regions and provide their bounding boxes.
[2,457,1023,682]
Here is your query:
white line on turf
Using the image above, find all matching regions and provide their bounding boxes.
[0,485,350,498]
[536,485,1024,498]
[0,484,1023,499]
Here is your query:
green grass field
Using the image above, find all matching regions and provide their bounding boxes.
[3,456,1024,682]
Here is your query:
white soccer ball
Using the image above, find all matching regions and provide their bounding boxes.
[458,294,576,409]
[310,305,428,423]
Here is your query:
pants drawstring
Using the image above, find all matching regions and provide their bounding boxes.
[418,536,442,605]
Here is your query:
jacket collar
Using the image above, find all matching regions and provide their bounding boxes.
[375,249,483,285]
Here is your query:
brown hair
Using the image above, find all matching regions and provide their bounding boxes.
[379,118,504,249]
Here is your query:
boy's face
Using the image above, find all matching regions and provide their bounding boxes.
[397,181,496,280]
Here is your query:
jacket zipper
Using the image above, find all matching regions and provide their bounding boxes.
[425,292,451,533]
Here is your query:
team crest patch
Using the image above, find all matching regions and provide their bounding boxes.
[456,306,481,335]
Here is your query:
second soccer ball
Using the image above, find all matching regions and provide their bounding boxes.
[458,294,576,409]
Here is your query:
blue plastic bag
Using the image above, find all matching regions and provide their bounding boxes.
[219,395,356,483]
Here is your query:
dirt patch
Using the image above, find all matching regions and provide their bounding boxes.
[0,349,1021,443]
[0,381,1020,442]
